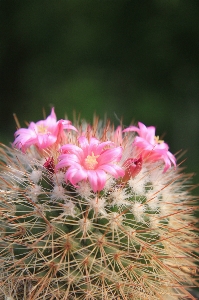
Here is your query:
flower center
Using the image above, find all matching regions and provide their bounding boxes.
[154,135,164,144]
[84,152,99,170]
[37,125,49,134]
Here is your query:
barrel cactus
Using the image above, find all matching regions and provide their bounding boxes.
[0,108,198,299]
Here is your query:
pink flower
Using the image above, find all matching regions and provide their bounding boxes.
[56,136,125,192]
[123,122,176,172]
[13,108,77,152]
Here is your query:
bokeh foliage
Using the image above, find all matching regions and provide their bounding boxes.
[0,0,199,193]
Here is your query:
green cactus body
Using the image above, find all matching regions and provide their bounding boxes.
[0,110,198,299]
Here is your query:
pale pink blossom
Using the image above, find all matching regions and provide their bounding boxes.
[13,108,77,152]
[123,122,176,172]
[56,136,125,192]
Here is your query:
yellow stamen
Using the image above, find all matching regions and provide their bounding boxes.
[84,152,99,170]
[154,135,164,144]
[37,125,49,134]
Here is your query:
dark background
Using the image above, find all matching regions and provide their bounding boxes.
[1,0,199,194]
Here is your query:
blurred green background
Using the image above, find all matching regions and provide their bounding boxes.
[0,0,199,194]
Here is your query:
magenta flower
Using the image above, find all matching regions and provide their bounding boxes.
[13,108,77,152]
[123,122,176,172]
[56,136,125,192]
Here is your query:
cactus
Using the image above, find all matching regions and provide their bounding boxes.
[0,108,198,299]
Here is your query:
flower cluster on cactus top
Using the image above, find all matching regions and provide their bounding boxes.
[13,108,176,192]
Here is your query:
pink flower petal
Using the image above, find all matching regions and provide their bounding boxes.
[60,120,78,132]
[98,164,124,178]
[87,170,107,192]
[95,141,113,154]
[66,167,87,185]
[56,154,81,170]
[97,147,123,164]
